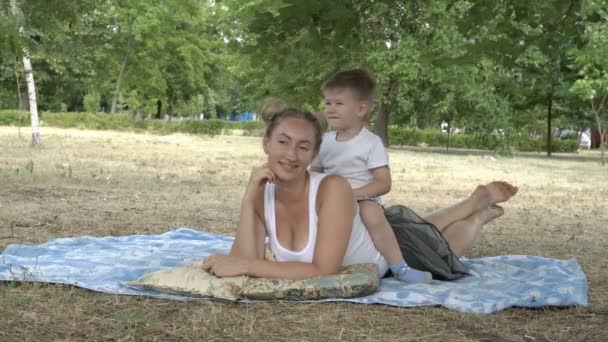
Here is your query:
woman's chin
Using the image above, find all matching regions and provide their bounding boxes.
[273,168,305,183]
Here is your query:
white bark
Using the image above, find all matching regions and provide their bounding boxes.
[22,50,40,145]
[10,0,40,145]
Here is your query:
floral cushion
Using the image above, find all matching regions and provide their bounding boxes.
[127,262,379,301]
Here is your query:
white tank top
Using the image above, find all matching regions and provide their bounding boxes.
[264,172,389,276]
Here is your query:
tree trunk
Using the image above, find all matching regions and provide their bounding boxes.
[591,92,607,166]
[593,114,605,166]
[376,102,391,146]
[447,120,451,152]
[15,58,22,110]
[110,18,135,114]
[10,0,40,145]
[546,89,553,157]
[22,51,40,145]
[375,78,399,147]
[156,99,162,119]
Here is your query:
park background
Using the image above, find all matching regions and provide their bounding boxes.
[1,1,607,341]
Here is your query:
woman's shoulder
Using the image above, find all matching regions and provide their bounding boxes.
[316,174,353,201]
[314,174,356,221]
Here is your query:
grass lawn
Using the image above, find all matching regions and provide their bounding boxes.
[1,126,606,341]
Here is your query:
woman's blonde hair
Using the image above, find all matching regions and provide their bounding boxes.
[260,97,289,125]
[265,108,324,153]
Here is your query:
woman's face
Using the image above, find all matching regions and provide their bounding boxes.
[263,117,317,182]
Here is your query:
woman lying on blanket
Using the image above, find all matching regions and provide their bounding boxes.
[202,108,518,280]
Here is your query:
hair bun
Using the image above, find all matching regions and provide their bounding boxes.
[260,97,289,124]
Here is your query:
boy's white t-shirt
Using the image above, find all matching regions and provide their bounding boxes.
[312,127,389,191]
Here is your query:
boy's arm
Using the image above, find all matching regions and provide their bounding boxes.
[352,166,391,200]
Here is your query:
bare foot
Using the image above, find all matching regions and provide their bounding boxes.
[477,204,504,225]
[473,181,518,209]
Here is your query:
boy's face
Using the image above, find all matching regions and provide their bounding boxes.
[323,88,368,131]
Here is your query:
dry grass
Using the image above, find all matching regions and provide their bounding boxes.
[1,126,607,341]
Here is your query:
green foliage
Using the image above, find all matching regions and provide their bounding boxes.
[0,0,606,152]
[176,94,205,117]
[388,127,425,146]
[0,110,28,125]
[43,112,132,130]
[231,120,266,136]
[388,127,579,153]
[177,119,226,137]
[83,92,101,113]
[0,110,264,137]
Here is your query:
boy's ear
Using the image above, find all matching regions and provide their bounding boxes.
[357,101,369,119]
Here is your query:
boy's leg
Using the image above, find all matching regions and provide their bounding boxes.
[359,200,403,264]
[359,201,432,284]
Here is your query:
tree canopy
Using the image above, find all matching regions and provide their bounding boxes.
[1,0,606,152]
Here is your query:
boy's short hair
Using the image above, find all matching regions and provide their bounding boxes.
[260,97,289,125]
[321,69,376,104]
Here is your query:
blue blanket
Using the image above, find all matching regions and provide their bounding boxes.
[0,229,588,314]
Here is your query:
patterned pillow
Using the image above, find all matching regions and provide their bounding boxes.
[127,262,379,301]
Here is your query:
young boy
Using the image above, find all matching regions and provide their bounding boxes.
[311,69,432,284]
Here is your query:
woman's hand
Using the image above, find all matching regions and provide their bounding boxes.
[202,253,249,277]
[243,163,276,203]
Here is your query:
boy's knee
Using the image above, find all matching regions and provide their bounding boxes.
[359,202,387,226]
[358,200,382,214]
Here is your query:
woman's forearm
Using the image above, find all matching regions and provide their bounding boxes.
[245,258,336,280]
[230,199,264,259]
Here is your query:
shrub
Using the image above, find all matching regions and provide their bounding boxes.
[549,139,579,152]
[420,130,447,147]
[178,119,226,136]
[0,110,584,151]
[42,112,131,131]
[231,120,265,136]
[388,127,423,146]
[387,126,579,153]
[0,110,29,125]
[83,92,101,113]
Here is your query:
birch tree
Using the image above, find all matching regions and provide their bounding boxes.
[9,0,40,145]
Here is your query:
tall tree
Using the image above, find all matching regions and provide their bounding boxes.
[460,0,583,156]
[570,0,608,165]
[2,0,97,142]
[91,0,230,116]
[231,0,513,146]
[8,0,40,145]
